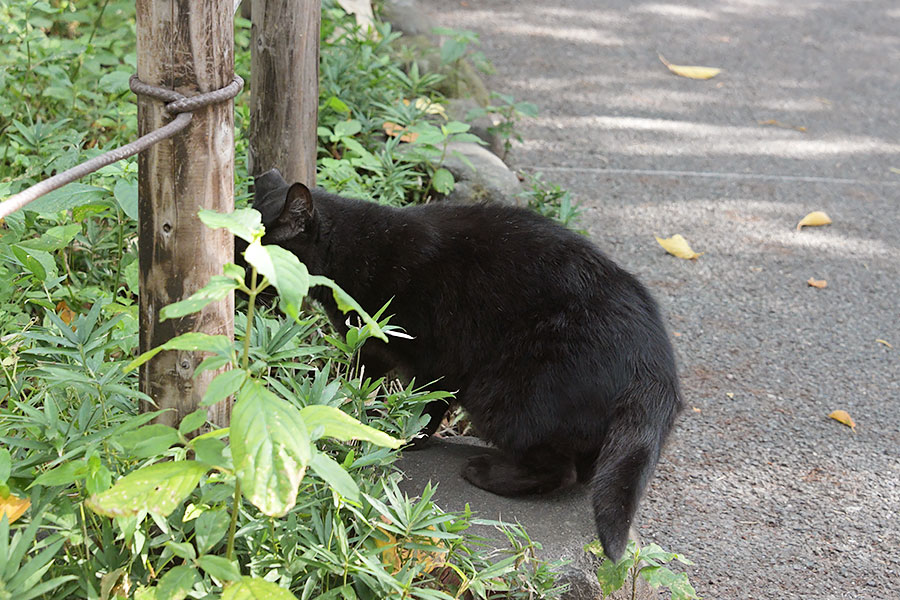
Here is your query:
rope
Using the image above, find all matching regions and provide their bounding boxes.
[0,74,244,220]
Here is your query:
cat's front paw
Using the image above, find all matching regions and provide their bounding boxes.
[462,454,495,489]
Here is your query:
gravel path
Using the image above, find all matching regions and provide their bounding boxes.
[414,1,900,597]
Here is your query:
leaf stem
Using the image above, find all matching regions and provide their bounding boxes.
[242,267,258,370]
[226,478,241,560]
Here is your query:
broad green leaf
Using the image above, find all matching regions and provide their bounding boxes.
[86,461,209,518]
[166,540,196,561]
[244,243,309,321]
[18,182,106,215]
[113,179,139,220]
[179,409,207,436]
[300,405,401,448]
[309,451,360,502]
[156,565,197,600]
[86,455,112,495]
[191,437,227,468]
[99,70,133,94]
[641,567,699,600]
[160,276,239,321]
[221,577,298,600]
[11,245,56,281]
[441,121,470,135]
[33,460,88,487]
[432,168,455,194]
[197,555,242,582]
[124,259,139,294]
[17,224,81,252]
[115,424,179,459]
[595,557,631,595]
[231,381,311,516]
[308,275,387,341]
[194,508,230,554]
[198,208,263,243]
[324,95,350,114]
[125,333,233,371]
[200,368,247,407]
[333,119,362,139]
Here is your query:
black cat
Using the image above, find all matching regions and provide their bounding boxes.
[249,169,682,561]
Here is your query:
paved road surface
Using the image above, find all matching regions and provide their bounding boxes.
[415,1,900,597]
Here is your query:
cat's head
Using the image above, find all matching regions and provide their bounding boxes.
[251,171,324,273]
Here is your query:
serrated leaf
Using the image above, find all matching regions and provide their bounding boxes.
[200,368,247,407]
[113,180,139,220]
[159,276,239,321]
[300,405,401,448]
[197,555,242,582]
[244,242,309,322]
[659,53,721,79]
[655,234,702,259]
[156,565,197,600]
[221,577,298,600]
[195,508,231,554]
[309,451,360,502]
[124,333,233,371]
[0,492,30,523]
[231,381,311,517]
[796,210,832,230]
[828,409,856,431]
[198,208,263,243]
[86,461,209,517]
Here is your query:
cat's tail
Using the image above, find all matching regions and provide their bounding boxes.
[590,378,682,561]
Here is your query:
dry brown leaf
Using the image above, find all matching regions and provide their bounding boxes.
[375,518,444,574]
[658,53,721,80]
[382,121,418,143]
[655,234,702,259]
[0,493,30,524]
[56,299,76,325]
[758,119,806,132]
[828,409,856,431]
[807,278,827,289]
[876,339,893,348]
[796,211,832,230]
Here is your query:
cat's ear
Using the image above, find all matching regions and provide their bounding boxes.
[276,182,316,234]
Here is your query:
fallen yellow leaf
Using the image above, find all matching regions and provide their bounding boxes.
[0,493,30,524]
[889,167,900,175]
[876,339,893,348]
[655,234,702,259]
[807,278,827,289]
[796,211,832,230]
[828,410,856,431]
[658,53,721,80]
[382,121,418,143]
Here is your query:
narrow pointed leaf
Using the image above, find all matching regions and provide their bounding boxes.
[160,276,239,321]
[309,451,361,502]
[125,333,233,371]
[300,405,401,448]
[244,243,310,322]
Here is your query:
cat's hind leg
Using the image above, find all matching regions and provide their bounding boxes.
[462,445,577,496]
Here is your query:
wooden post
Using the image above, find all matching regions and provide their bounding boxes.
[249,0,319,186]
[136,0,235,427]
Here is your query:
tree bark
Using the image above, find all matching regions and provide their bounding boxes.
[249,0,320,186]
[136,0,235,428]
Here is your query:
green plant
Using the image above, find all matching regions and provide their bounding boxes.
[465,92,538,160]
[585,539,699,600]
[519,172,583,229]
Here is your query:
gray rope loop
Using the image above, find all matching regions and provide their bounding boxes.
[129,74,244,116]
[0,73,244,218]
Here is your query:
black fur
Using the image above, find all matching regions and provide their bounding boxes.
[252,174,682,561]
